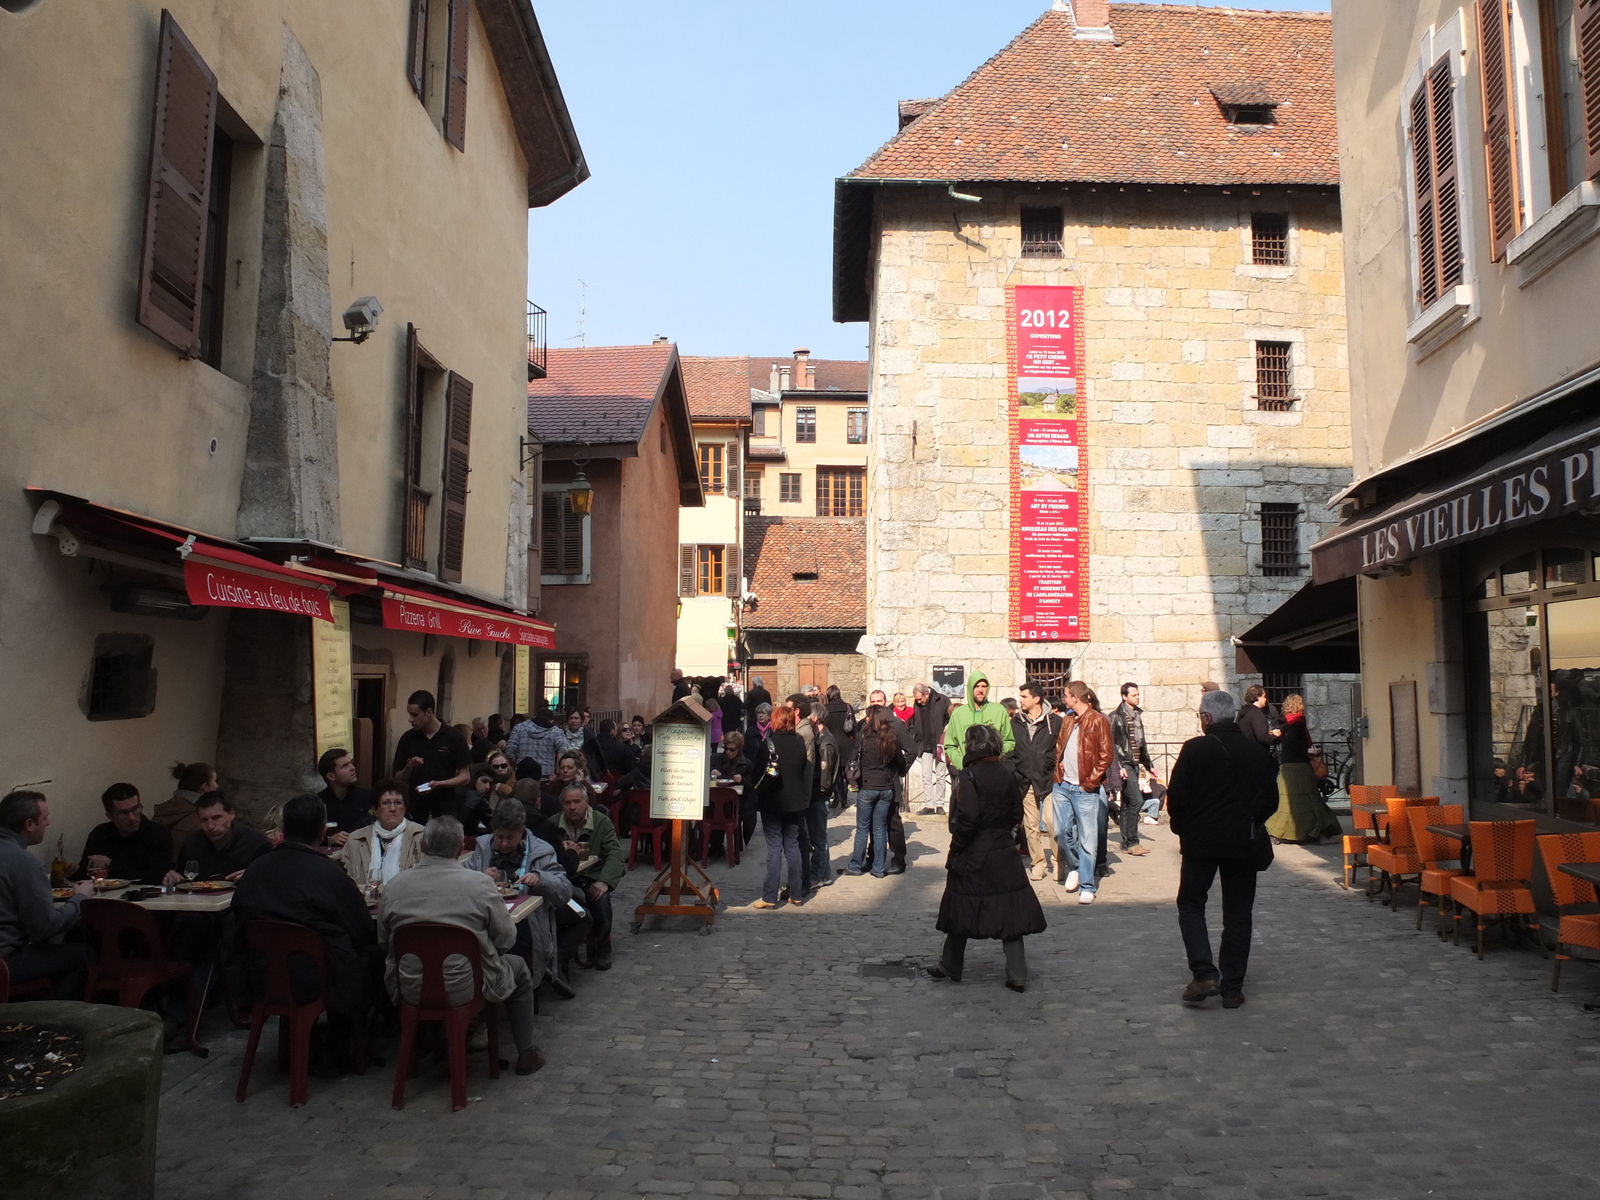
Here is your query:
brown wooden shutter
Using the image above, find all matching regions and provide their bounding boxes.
[1478,0,1521,261]
[679,546,697,597]
[136,11,217,357]
[1430,58,1465,293]
[406,0,429,99]
[1410,78,1439,307]
[443,0,469,151]
[402,325,424,568]
[725,442,740,497]
[540,491,559,575]
[438,372,472,582]
[1580,0,1600,179]
[724,544,740,598]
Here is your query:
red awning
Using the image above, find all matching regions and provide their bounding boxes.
[379,583,555,648]
[178,541,336,623]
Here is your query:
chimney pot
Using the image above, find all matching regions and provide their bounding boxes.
[1070,0,1112,34]
[653,334,670,344]
[769,364,781,392]
[779,366,792,390]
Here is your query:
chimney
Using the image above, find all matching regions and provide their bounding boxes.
[793,348,813,390]
[778,365,791,391]
[652,334,670,344]
[1065,0,1112,39]
[769,364,781,392]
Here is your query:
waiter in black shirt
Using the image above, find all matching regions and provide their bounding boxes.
[74,783,172,884]
[393,689,472,822]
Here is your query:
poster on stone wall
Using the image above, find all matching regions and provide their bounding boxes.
[1008,284,1089,641]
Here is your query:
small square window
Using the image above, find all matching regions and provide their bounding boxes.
[780,473,801,504]
[1021,207,1064,257]
[1250,212,1289,265]
[1024,659,1072,703]
[1255,341,1295,410]
[795,407,817,443]
[1262,673,1303,710]
[83,634,157,721]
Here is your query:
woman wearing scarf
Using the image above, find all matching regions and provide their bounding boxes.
[893,693,916,725]
[341,782,425,890]
[1263,694,1341,843]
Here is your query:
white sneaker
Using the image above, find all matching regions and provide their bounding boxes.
[1141,816,1159,826]
[1063,870,1080,893]
[1078,890,1096,905]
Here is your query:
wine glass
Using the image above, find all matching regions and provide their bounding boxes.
[183,860,199,887]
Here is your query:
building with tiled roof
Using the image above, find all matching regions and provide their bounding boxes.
[742,518,868,701]
[831,0,1358,745]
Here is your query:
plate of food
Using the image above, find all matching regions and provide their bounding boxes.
[93,879,131,891]
[177,880,235,893]
[497,885,521,898]
[52,887,74,901]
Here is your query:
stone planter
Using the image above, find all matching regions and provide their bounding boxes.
[0,1001,161,1200]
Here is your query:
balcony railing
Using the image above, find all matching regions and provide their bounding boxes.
[744,497,761,517]
[404,485,432,570]
[527,300,547,380]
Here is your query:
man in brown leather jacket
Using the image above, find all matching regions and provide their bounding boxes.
[1050,681,1113,904]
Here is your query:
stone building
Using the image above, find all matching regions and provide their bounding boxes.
[743,518,868,701]
[832,0,1357,748]
[3,1,583,845]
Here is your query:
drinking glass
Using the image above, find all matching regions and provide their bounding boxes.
[183,860,199,885]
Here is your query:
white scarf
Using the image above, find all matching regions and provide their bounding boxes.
[370,822,408,884]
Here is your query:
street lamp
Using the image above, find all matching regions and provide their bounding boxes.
[568,456,594,516]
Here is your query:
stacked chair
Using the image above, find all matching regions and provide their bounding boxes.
[1343,783,1398,890]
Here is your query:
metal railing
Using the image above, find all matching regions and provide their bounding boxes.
[527,301,547,380]
[744,497,761,517]
[404,484,431,569]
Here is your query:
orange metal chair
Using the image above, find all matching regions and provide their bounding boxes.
[1366,797,1435,906]
[628,807,669,869]
[1343,784,1398,889]
[1405,805,1467,932]
[1536,831,1600,992]
[1448,820,1542,959]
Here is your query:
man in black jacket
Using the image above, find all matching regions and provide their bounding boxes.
[910,684,951,814]
[1009,680,1063,881]
[1166,690,1280,1009]
[1108,683,1157,857]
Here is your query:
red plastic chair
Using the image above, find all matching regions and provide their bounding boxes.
[607,786,645,837]
[628,807,669,869]
[235,921,335,1108]
[700,787,744,867]
[80,899,199,1050]
[390,922,501,1112]
[0,956,53,1004]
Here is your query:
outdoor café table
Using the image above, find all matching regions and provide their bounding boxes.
[578,856,599,874]
[1556,861,1600,890]
[1427,823,1473,872]
[1352,801,1393,842]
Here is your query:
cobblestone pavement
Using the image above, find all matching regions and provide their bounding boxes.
[156,807,1600,1200]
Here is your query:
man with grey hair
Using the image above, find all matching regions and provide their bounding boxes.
[1166,688,1280,1009]
[463,799,578,998]
[376,815,545,1074]
[910,683,951,814]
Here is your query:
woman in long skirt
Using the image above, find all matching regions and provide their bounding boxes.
[1264,693,1342,843]
[926,722,1047,991]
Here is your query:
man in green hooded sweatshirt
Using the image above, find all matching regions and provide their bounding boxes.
[943,672,1015,769]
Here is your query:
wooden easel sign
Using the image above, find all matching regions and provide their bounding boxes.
[632,697,720,934]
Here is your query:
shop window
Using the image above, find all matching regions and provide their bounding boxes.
[83,634,157,721]
[1024,658,1072,702]
[1259,504,1302,575]
[1250,212,1289,265]
[779,473,801,504]
[1545,546,1589,586]
[795,407,816,443]
[436,648,455,724]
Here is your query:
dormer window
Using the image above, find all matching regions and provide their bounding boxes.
[1210,84,1278,126]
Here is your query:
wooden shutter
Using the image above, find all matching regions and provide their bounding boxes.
[443,0,469,151]
[726,442,740,497]
[136,11,217,356]
[679,546,697,597]
[1478,0,1521,260]
[540,491,560,574]
[1430,59,1464,293]
[1581,0,1600,180]
[438,372,472,582]
[1410,78,1439,307]
[407,0,429,99]
[725,544,740,598]
[402,325,423,567]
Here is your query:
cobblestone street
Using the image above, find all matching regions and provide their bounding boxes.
[157,810,1600,1200]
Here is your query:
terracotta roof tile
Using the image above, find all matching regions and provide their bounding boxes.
[743,517,866,630]
[680,357,753,423]
[526,344,675,445]
[745,358,870,394]
[849,4,1337,188]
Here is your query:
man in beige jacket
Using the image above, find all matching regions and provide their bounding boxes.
[376,815,545,1075]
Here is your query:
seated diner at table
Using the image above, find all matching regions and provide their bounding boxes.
[710,731,753,785]
[0,790,94,999]
[73,782,173,884]
[153,760,219,857]
[163,793,271,886]
[554,783,625,971]
[537,751,600,819]
[316,747,374,849]
[463,799,578,998]
[376,815,545,1075]
[341,781,425,891]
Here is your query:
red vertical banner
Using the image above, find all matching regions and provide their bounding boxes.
[1008,285,1089,642]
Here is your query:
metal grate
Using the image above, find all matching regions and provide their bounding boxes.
[1255,340,1294,410]
[527,300,547,380]
[1251,212,1288,265]
[1262,673,1304,710]
[1021,206,1064,257]
[795,407,817,443]
[1024,659,1072,702]
[1260,503,1302,576]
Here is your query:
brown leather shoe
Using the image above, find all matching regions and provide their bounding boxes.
[1125,844,1150,857]
[1221,992,1246,1009]
[1182,979,1220,1004]
[515,1047,547,1075]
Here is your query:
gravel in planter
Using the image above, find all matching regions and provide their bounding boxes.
[0,1022,87,1099]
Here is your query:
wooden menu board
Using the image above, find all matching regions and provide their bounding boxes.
[1389,680,1421,796]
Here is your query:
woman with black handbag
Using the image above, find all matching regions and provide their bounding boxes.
[753,705,812,909]
[925,722,1047,991]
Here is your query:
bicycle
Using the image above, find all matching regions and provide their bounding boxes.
[1315,727,1356,799]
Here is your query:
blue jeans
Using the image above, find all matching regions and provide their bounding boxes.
[847,788,894,875]
[1051,782,1102,892]
[803,797,830,888]
[762,812,804,903]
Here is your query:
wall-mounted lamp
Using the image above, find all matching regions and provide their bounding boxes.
[676,598,683,619]
[519,436,541,469]
[332,296,383,345]
[567,456,594,516]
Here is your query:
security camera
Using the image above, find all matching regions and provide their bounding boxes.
[336,296,383,344]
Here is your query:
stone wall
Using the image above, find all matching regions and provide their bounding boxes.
[865,186,1354,744]
[746,632,869,707]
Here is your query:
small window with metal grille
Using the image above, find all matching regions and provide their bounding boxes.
[1254,340,1295,411]
[1024,658,1072,703]
[1250,212,1289,265]
[1262,672,1304,710]
[1021,207,1064,257]
[1259,503,1302,576]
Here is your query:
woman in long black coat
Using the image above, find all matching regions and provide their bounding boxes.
[927,722,1047,991]
[752,706,812,908]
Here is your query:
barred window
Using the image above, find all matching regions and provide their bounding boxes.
[1255,340,1294,411]
[779,473,801,504]
[816,467,864,517]
[795,407,816,443]
[1260,503,1302,576]
[1021,206,1063,257]
[1024,659,1072,703]
[846,407,868,444]
[1250,212,1289,265]
[1262,672,1304,711]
